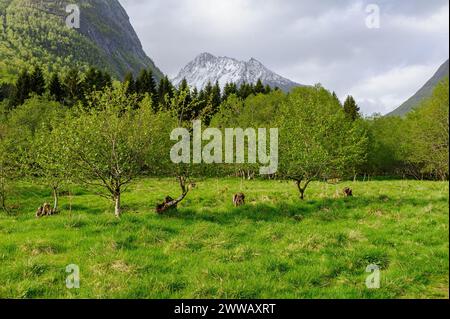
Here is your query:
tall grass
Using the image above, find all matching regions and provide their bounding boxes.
[0,178,448,299]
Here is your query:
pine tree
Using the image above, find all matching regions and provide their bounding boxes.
[30,66,46,96]
[223,82,238,102]
[63,68,84,105]
[100,71,112,89]
[203,81,213,98]
[175,79,195,121]
[0,83,13,102]
[343,95,361,121]
[195,88,207,118]
[48,73,64,102]
[191,87,199,100]
[238,82,253,100]
[254,79,265,94]
[211,81,222,111]
[84,67,111,93]
[136,69,157,99]
[157,76,174,110]
[11,69,32,107]
[123,72,136,95]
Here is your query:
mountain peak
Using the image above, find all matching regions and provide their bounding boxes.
[248,57,262,64]
[173,54,303,91]
[197,52,216,60]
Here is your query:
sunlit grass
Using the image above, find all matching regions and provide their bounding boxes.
[0,178,448,299]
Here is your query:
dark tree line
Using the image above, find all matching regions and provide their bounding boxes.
[1,66,112,109]
[121,72,278,124]
[1,65,277,124]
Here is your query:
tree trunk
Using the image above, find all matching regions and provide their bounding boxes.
[296,180,308,201]
[0,194,7,213]
[52,187,59,212]
[114,192,121,218]
[299,188,305,200]
[156,176,192,214]
[0,186,8,213]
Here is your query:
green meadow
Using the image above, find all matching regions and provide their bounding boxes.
[0,178,448,299]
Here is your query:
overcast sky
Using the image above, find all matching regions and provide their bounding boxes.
[119,0,449,115]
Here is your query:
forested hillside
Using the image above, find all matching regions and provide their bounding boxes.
[0,0,163,82]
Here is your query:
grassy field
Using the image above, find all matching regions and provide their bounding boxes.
[0,178,448,299]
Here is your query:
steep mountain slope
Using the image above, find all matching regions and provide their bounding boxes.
[388,60,449,117]
[172,52,303,91]
[0,0,163,81]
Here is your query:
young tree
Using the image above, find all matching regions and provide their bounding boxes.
[6,96,67,211]
[277,87,367,199]
[60,85,167,217]
[0,124,11,213]
[32,121,71,213]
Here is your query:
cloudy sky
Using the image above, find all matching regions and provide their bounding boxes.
[119,0,449,115]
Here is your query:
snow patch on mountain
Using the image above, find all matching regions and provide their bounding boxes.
[172,53,303,91]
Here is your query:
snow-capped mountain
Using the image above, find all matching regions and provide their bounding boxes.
[172,52,303,91]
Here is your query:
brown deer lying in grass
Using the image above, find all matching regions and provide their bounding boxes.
[343,187,353,197]
[233,193,246,207]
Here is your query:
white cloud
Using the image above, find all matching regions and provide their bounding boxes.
[349,64,440,114]
[119,0,449,115]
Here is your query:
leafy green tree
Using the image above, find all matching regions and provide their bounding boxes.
[0,97,63,212]
[0,123,12,213]
[364,115,406,177]
[277,87,367,199]
[8,96,63,136]
[403,79,449,180]
[332,92,342,107]
[6,97,66,207]
[60,85,168,217]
